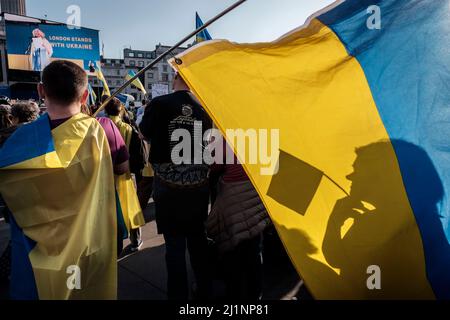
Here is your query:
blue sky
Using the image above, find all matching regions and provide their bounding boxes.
[26,0,335,58]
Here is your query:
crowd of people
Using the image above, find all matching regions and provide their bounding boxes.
[0,60,285,301]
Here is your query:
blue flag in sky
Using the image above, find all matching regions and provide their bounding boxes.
[195,12,212,43]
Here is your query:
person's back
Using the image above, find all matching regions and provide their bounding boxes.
[140,74,213,300]
[102,97,146,253]
[140,86,212,233]
[0,60,118,300]
[142,90,212,165]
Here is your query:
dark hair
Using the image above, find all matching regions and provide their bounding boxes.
[11,101,40,124]
[42,60,88,105]
[0,105,12,130]
[104,97,122,116]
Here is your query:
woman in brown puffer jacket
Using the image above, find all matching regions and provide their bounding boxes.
[208,141,271,300]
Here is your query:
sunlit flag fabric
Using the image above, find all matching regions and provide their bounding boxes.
[95,63,111,97]
[171,0,450,299]
[108,114,146,234]
[0,114,117,300]
[195,12,212,43]
[125,70,147,95]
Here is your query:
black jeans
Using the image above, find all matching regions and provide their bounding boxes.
[129,228,141,248]
[164,232,212,300]
[222,235,263,300]
[137,176,154,211]
[0,242,11,283]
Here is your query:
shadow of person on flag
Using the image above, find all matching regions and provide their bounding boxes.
[322,140,450,299]
[276,225,343,300]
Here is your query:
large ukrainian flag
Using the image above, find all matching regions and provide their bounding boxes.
[171,0,450,299]
[0,113,117,300]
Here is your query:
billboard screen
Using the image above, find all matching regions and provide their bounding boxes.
[5,19,100,74]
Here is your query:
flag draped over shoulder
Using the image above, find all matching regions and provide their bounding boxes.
[195,12,212,43]
[125,70,147,95]
[116,173,145,232]
[0,113,117,300]
[171,0,450,299]
[108,115,146,232]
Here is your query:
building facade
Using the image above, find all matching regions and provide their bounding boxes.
[150,44,188,92]
[89,57,126,100]
[0,21,7,88]
[90,44,188,104]
[0,0,27,92]
[0,0,26,15]
[123,48,154,102]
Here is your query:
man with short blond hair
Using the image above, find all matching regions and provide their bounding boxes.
[0,60,125,300]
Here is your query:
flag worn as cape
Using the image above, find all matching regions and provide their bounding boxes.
[171,0,450,299]
[0,113,117,300]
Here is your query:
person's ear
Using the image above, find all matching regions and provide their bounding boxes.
[80,89,89,105]
[37,83,45,100]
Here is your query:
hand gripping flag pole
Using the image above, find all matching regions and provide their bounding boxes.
[94,0,248,117]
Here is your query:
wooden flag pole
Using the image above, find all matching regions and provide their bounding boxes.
[94,0,248,117]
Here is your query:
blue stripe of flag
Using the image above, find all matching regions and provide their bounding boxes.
[196,12,212,41]
[319,0,450,299]
[0,114,55,169]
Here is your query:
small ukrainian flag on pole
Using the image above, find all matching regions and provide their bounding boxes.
[125,70,147,95]
[195,12,212,43]
[95,63,111,97]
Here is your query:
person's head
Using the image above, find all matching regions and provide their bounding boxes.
[11,101,40,125]
[32,28,45,38]
[173,73,190,92]
[101,95,110,103]
[0,96,11,106]
[38,60,88,116]
[0,105,12,130]
[347,140,444,206]
[104,97,122,117]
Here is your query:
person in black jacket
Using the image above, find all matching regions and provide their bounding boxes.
[140,73,213,300]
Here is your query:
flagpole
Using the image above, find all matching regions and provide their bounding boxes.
[94,0,248,117]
